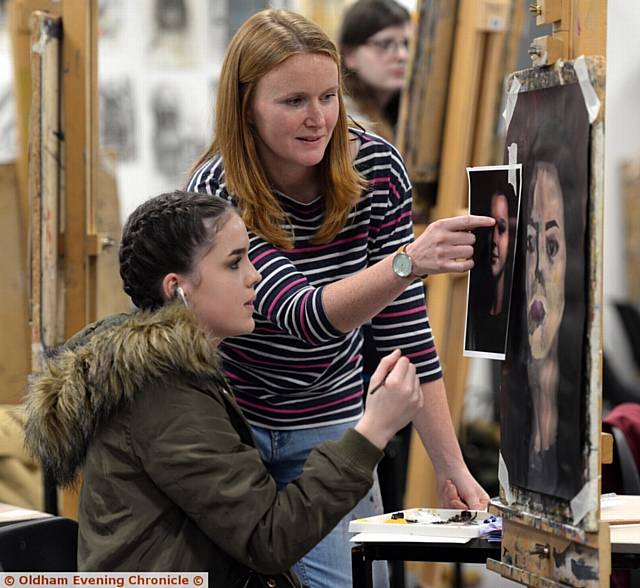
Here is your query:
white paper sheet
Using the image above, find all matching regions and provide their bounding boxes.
[350,532,472,544]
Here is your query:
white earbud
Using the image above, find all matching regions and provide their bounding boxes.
[175,286,188,307]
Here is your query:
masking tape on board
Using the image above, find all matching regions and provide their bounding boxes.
[507,143,518,188]
[570,477,598,526]
[498,451,514,505]
[502,76,521,129]
[32,29,48,55]
[574,55,601,124]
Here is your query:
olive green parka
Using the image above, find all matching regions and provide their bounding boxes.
[25,304,383,587]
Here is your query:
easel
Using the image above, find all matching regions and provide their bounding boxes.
[8,0,106,518]
[396,1,525,584]
[487,1,610,586]
[9,0,99,361]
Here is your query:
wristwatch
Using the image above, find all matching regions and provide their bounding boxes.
[392,244,427,280]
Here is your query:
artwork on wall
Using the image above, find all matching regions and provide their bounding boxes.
[499,57,605,531]
[148,0,197,67]
[464,165,521,360]
[98,0,124,41]
[207,0,228,57]
[100,77,137,161]
[0,84,16,164]
[0,0,7,30]
[150,83,206,181]
[227,0,269,41]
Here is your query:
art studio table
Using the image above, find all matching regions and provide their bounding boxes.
[351,536,497,588]
[351,531,640,588]
[0,502,51,528]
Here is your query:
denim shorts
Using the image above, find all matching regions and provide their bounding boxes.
[252,420,389,588]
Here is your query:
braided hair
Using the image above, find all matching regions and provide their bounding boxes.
[119,191,234,309]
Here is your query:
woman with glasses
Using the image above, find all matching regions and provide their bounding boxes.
[339,0,411,142]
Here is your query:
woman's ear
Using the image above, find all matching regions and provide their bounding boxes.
[342,48,359,72]
[246,105,255,127]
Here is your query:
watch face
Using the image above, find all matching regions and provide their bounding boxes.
[393,253,412,278]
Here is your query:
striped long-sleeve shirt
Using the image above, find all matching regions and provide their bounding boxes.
[186,130,442,429]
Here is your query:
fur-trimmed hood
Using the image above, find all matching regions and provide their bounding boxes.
[24,303,224,486]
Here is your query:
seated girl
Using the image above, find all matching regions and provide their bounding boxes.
[24,190,423,587]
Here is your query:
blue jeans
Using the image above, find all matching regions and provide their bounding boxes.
[252,420,390,588]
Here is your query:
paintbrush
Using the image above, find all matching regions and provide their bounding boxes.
[368,374,388,396]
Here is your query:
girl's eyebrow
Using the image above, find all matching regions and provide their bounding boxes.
[228,247,247,257]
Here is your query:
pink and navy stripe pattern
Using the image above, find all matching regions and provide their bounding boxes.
[186,130,441,430]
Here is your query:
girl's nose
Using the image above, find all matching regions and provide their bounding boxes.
[250,264,262,286]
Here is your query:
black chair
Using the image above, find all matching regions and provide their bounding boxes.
[613,302,640,372]
[603,353,640,408]
[611,424,640,495]
[0,517,78,571]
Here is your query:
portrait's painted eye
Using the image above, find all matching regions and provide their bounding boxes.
[526,234,535,253]
[547,237,559,258]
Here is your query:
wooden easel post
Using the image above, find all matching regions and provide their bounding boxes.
[10,0,99,364]
[529,0,607,65]
[18,0,100,340]
[61,0,99,337]
[10,0,100,517]
[487,508,611,587]
[404,0,521,511]
[7,0,61,242]
[29,10,62,374]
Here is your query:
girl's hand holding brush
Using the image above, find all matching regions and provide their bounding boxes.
[355,349,423,450]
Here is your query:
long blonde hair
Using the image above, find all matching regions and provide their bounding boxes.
[191,9,365,249]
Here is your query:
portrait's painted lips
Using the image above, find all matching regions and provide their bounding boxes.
[529,299,546,326]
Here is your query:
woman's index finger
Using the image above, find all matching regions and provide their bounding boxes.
[444,215,496,231]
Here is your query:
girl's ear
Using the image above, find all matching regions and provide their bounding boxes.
[161,273,181,302]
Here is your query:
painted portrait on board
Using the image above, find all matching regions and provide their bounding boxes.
[464,165,521,360]
[500,81,590,502]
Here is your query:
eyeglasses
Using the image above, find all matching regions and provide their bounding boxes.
[365,38,410,54]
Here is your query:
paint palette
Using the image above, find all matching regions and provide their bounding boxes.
[348,508,490,539]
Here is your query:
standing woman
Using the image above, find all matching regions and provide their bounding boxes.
[339,0,411,142]
[188,9,492,588]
